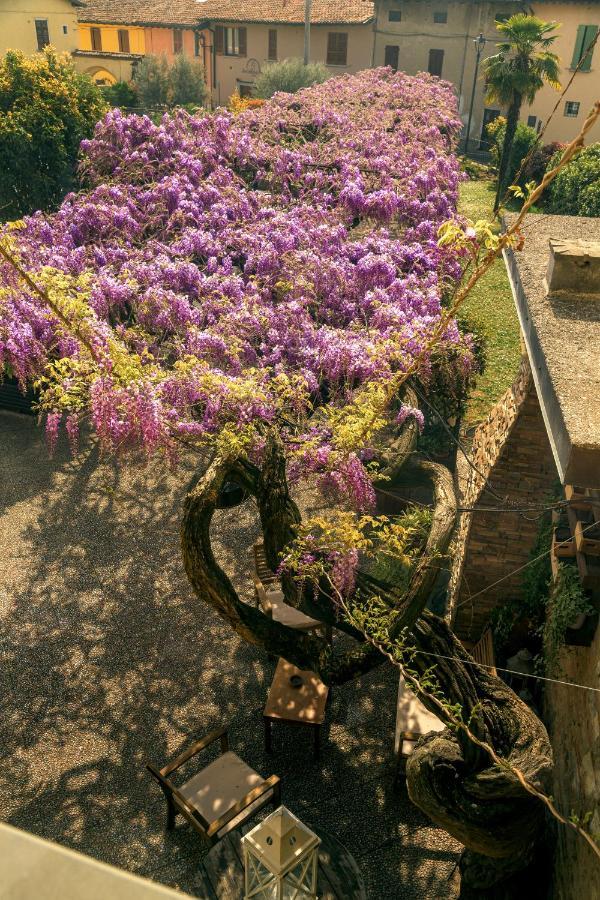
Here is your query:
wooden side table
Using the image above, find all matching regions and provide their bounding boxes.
[263,659,329,758]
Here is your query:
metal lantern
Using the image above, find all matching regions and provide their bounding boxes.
[241,806,321,900]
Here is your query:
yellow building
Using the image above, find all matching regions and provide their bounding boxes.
[196,0,376,106]
[75,20,145,83]
[1,0,81,56]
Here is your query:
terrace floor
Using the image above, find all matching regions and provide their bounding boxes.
[0,410,460,899]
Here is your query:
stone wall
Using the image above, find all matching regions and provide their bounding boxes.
[448,355,558,642]
[546,626,600,900]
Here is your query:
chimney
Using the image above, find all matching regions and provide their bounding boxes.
[545,239,600,296]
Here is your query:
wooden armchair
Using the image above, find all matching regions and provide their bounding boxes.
[147,727,281,845]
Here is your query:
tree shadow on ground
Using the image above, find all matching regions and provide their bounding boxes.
[0,412,460,898]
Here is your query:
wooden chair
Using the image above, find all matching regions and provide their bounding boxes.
[252,541,331,640]
[393,673,445,787]
[147,727,281,845]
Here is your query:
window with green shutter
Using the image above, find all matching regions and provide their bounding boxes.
[571,24,598,71]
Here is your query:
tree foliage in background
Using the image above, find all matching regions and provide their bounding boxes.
[487,117,538,189]
[133,54,170,107]
[547,142,600,216]
[101,80,139,109]
[253,58,330,98]
[0,48,107,219]
[482,14,560,209]
[168,54,206,108]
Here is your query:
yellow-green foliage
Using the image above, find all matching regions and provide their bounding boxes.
[0,47,107,219]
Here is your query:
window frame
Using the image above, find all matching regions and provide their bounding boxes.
[90,26,102,52]
[564,100,580,117]
[433,10,448,24]
[428,48,444,77]
[173,28,184,54]
[118,29,130,54]
[326,32,348,67]
[388,10,402,22]
[35,19,50,51]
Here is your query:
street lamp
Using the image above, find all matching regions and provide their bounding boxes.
[464,33,487,155]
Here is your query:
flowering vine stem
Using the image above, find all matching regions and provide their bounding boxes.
[330,580,600,862]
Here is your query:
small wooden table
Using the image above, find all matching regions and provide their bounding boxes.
[199,825,367,899]
[263,659,329,758]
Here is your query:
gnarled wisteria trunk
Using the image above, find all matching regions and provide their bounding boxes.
[180,438,553,898]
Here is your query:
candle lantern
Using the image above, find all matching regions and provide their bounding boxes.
[241,805,321,900]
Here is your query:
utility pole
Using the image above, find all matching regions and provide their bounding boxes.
[303,0,312,64]
[464,33,487,155]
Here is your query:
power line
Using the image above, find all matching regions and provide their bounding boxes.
[411,647,600,694]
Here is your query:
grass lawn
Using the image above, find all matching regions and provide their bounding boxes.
[458,178,522,426]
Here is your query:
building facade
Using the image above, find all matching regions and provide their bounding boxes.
[197,0,375,106]
[373,0,600,149]
[73,1,211,89]
[1,0,81,57]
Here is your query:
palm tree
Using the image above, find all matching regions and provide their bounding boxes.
[483,14,561,211]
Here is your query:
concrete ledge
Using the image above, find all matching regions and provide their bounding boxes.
[0,823,191,900]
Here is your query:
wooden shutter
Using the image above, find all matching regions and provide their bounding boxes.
[581,25,598,71]
[215,25,224,55]
[173,28,183,54]
[268,28,277,61]
[327,32,348,66]
[91,27,102,52]
[384,45,399,70]
[35,19,49,51]
[118,29,130,53]
[428,48,444,77]
[238,27,247,57]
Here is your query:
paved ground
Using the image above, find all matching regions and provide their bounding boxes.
[0,410,460,898]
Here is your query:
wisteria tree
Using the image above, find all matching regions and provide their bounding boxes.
[0,70,553,897]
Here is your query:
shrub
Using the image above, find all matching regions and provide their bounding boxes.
[229,93,265,114]
[253,58,329,99]
[0,47,107,219]
[547,142,600,216]
[487,117,538,189]
[133,54,170,107]
[168,54,206,107]
[101,80,139,109]
[521,140,565,186]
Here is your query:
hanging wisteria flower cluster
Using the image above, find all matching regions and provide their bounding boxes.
[0,68,472,509]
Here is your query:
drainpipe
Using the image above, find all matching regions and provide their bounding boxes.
[304,0,312,64]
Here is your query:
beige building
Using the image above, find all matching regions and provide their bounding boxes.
[373,0,600,149]
[527,2,599,143]
[1,0,81,56]
[197,0,375,106]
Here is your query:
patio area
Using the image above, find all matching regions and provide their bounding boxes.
[0,410,460,899]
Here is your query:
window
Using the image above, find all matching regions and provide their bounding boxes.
[194,31,202,57]
[173,29,183,54]
[433,10,448,24]
[35,19,49,51]
[428,48,444,77]
[215,25,247,57]
[118,29,130,53]
[527,115,537,128]
[564,100,580,117]
[90,27,102,52]
[495,12,510,23]
[268,28,277,61]
[384,45,399,70]
[238,82,254,98]
[389,10,402,22]
[327,32,348,66]
[62,25,68,35]
[571,25,598,71]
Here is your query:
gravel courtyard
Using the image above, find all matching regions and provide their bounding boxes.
[0,409,460,898]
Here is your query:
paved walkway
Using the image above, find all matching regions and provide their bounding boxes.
[0,410,460,898]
